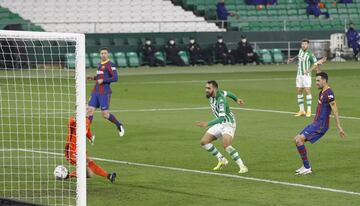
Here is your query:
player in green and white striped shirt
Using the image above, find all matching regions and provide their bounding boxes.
[288,39,319,118]
[196,80,248,174]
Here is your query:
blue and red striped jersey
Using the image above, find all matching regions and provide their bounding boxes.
[313,87,335,127]
[92,60,118,94]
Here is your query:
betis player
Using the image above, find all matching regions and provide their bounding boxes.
[288,39,319,118]
[64,117,117,182]
[196,80,248,174]
[293,72,346,175]
[87,47,124,137]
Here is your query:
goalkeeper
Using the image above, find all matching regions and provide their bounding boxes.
[64,117,116,183]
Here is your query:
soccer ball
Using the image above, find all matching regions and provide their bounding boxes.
[54,165,68,180]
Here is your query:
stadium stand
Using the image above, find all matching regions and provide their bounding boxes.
[0,6,43,31]
[0,0,224,33]
[176,0,360,32]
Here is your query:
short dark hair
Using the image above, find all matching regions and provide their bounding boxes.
[207,80,218,88]
[302,39,310,44]
[316,72,328,82]
[100,47,109,52]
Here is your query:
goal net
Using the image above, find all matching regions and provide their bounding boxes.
[0,30,86,206]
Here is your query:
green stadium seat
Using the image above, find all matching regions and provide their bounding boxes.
[155,51,166,62]
[126,52,140,67]
[178,51,189,65]
[86,53,91,68]
[113,52,127,68]
[271,49,283,63]
[65,53,76,69]
[89,53,100,68]
[260,49,272,64]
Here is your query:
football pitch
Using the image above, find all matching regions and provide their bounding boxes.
[2,62,360,205]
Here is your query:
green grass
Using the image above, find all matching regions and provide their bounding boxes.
[1,62,360,205]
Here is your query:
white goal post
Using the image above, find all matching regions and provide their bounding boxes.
[0,30,86,206]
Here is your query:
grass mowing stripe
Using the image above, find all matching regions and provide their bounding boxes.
[1,106,359,120]
[5,148,359,197]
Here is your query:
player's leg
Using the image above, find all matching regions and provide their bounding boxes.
[222,134,248,174]
[200,130,227,170]
[100,93,125,137]
[87,158,117,183]
[294,134,312,175]
[304,87,312,117]
[295,83,305,116]
[87,92,99,123]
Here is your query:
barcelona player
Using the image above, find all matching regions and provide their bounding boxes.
[64,117,116,182]
[293,72,346,175]
[87,47,124,137]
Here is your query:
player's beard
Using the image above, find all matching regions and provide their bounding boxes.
[206,91,213,98]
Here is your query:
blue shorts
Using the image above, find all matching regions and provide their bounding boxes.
[88,92,111,111]
[300,123,328,144]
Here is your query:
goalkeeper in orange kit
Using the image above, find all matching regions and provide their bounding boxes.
[64,117,116,183]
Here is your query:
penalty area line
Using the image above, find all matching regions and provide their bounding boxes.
[11,148,360,197]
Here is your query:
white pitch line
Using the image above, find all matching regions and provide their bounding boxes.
[109,107,360,121]
[10,148,360,197]
[0,106,359,120]
[122,77,294,85]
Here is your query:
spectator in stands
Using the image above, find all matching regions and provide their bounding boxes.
[187,37,213,65]
[141,38,165,67]
[165,39,185,66]
[346,23,360,61]
[338,0,353,3]
[214,35,235,65]
[216,0,236,29]
[305,0,330,18]
[237,35,260,65]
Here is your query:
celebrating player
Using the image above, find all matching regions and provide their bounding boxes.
[293,72,346,175]
[196,80,248,174]
[64,117,117,182]
[288,39,319,118]
[87,47,124,137]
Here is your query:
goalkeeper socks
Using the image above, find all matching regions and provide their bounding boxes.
[297,94,304,112]
[306,94,312,113]
[88,115,93,123]
[107,113,122,129]
[202,143,223,161]
[297,145,310,169]
[225,146,244,167]
[88,160,109,178]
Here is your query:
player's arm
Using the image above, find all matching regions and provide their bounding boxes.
[196,99,226,127]
[330,101,346,138]
[103,64,118,83]
[287,55,298,64]
[305,57,326,75]
[223,90,245,106]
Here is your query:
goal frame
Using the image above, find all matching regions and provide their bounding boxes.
[0,30,87,206]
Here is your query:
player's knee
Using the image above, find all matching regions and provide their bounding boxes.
[294,136,304,145]
[101,111,110,119]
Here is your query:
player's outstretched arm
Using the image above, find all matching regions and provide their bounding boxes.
[305,57,327,75]
[225,91,245,106]
[196,116,225,128]
[330,101,346,138]
[287,55,298,64]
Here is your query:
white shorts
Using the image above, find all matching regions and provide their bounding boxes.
[206,123,236,139]
[296,75,311,88]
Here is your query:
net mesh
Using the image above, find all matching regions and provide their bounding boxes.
[0,32,81,206]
